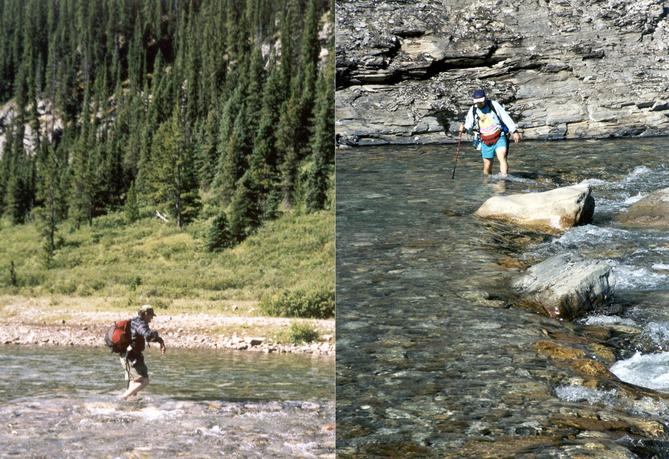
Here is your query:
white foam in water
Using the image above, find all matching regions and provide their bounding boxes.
[624,166,653,182]
[610,264,668,290]
[583,315,637,327]
[555,385,617,404]
[622,193,646,205]
[489,173,536,184]
[610,352,669,391]
[652,264,669,271]
[553,225,629,246]
[642,322,669,348]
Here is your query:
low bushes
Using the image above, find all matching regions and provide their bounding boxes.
[259,288,334,319]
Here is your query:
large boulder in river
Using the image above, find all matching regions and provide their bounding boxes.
[513,253,613,320]
[475,184,595,233]
[616,187,669,229]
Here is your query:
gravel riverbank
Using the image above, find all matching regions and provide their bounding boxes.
[0,297,334,357]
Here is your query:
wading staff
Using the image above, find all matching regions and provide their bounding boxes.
[451,131,463,179]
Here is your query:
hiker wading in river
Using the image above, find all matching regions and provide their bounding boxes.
[459,89,521,177]
[120,305,166,399]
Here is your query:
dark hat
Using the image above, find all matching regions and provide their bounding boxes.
[138,304,156,317]
[472,89,486,102]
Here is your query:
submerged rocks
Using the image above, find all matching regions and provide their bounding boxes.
[475,184,595,233]
[616,187,669,229]
[514,253,613,320]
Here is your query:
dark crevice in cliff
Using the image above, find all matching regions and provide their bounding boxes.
[424,44,504,78]
[392,29,425,38]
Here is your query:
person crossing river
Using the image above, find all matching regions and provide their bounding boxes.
[458,89,522,177]
[119,304,166,400]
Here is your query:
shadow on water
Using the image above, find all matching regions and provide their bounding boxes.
[337,138,669,457]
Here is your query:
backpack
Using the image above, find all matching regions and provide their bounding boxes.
[472,101,509,135]
[104,319,132,354]
[471,100,511,148]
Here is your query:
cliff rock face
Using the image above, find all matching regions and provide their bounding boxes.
[336,0,669,145]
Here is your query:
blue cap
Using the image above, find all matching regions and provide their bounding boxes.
[472,89,486,101]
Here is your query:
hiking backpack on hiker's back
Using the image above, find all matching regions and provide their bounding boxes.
[104,319,132,353]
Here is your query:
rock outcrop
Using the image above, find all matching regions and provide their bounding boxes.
[514,253,613,320]
[616,187,669,228]
[475,183,595,233]
[0,99,63,155]
[336,0,669,145]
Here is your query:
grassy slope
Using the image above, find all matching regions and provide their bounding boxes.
[0,209,334,315]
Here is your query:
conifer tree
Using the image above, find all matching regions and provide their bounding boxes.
[228,171,260,243]
[206,210,234,252]
[0,0,334,237]
[149,106,201,227]
[305,59,334,212]
[124,180,139,223]
[36,144,59,267]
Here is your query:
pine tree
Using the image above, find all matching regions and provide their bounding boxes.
[69,137,94,227]
[194,110,219,190]
[305,59,334,212]
[35,144,59,268]
[149,107,201,227]
[228,172,260,242]
[206,210,234,252]
[124,180,139,223]
[276,95,300,207]
[0,0,334,237]
[294,0,320,154]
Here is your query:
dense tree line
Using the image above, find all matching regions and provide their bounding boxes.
[0,0,334,254]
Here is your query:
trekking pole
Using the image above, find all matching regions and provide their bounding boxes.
[451,131,463,179]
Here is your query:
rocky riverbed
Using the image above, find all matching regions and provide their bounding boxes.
[0,297,334,356]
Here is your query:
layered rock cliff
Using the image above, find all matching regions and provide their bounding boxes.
[336,0,669,145]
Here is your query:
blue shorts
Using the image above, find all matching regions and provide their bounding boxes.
[481,134,508,159]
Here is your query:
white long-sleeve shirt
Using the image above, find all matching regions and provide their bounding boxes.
[463,100,517,134]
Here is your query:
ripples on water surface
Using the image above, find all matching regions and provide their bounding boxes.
[336,139,669,457]
[0,346,334,457]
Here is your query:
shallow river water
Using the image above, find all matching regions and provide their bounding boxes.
[336,138,669,457]
[0,346,334,457]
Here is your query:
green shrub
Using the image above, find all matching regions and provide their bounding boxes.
[259,288,334,319]
[129,276,142,291]
[286,322,319,344]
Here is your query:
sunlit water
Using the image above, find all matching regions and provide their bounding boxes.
[336,138,669,456]
[0,346,334,457]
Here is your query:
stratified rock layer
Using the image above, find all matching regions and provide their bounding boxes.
[475,184,595,233]
[514,253,613,320]
[336,0,669,145]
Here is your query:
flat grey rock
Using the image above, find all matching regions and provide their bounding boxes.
[513,253,613,320]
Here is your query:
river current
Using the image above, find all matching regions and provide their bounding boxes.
[336,138,669,457]
[0,346,334,457]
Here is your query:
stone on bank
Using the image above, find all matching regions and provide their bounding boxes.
[475,184,595,233]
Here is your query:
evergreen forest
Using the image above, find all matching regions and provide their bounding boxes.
[0,0,335,264]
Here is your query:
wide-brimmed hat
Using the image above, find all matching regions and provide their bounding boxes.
[138,304,156,317]
[472,89,486,103]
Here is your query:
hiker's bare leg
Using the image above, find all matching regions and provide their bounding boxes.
[482,158,493,175]
[121,376,149,399]
[496,147,508,177]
